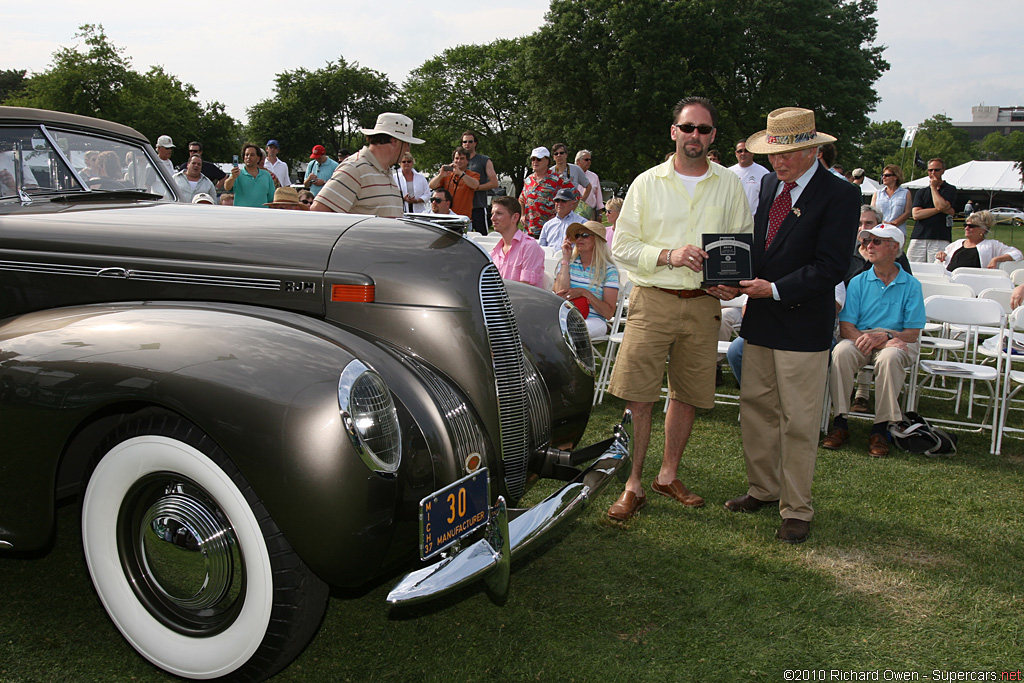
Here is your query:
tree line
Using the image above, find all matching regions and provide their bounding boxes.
[3,4,1022,193]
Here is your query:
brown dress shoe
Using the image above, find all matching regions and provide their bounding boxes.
[776,518,810,543]
[723,494,778,513]
[821,427,849,450]
[850,397,871,413]
[607,489,646,521]
[868,433,890,457]
[651,479,704,508]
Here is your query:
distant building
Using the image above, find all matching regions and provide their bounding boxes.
[952,105,1024,142]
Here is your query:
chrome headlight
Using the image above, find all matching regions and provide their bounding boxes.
[338,360,401,475]
[559,301,595,375]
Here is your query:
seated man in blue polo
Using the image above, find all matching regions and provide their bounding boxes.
[822,224,925,457]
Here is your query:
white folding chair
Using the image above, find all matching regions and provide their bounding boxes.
[1013,268,1024,287]
[952,266,1011,279]
[593,280,633,404]
[995,308,1024,454]
[910,262,951,278]
[950,272,1013,296]
[999,260,1024,277]
[906,296,1006,453]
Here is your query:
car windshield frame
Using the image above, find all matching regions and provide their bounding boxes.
[0,122,175,201]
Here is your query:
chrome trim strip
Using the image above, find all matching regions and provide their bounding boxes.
[385,411,633,606]
[0,260,281,291]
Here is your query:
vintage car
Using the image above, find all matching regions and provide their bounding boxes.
[0,107,631,681]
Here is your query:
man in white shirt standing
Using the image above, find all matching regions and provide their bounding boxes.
[728,139,770,215]
[576,150,604,220]
[154,135,175,176]
[264,140,290,188]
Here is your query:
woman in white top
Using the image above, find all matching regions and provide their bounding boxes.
[936,210,1023,270]
[871,163,913,235]
[393,152,431,213]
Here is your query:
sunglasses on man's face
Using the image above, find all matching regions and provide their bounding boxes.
[881,173,895,178]
[430,197,445,203]
[300,199,313,205]
[861,237,894,247]
[675,123,714,135]
[735,148,750,154]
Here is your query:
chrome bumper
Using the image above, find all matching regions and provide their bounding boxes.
[386,411,633,605]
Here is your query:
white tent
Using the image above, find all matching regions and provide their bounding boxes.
[904,160,1024,197]
[858,175,881,197]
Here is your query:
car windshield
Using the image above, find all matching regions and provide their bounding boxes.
[0,125,174,200]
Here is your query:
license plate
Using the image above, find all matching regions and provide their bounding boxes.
[419,469,490,559]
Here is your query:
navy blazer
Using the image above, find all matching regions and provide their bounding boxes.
[740,163,860,352]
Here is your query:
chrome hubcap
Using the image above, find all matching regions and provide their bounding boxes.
[120,476,244,635]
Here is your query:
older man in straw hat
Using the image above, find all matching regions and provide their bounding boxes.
[312,113,424,217]
[716,107,859,544]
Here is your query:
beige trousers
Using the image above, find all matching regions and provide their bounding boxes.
[830,338,919,424]
[739,344,829,522]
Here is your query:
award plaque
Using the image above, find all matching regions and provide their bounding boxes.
[701,233,753,287]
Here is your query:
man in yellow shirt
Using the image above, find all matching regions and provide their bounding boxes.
[606,96,753,521]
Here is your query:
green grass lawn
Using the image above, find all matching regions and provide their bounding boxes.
[2,389,1022,682]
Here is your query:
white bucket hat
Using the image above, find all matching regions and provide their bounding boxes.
[359,113,424,144]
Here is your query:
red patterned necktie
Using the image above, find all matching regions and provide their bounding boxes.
[765,181,797,248]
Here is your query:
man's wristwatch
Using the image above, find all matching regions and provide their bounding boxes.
[885,331,893,340]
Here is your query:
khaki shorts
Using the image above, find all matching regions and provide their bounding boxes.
[607,286,720,408]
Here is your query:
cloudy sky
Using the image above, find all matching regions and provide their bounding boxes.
[4,0,1022,131]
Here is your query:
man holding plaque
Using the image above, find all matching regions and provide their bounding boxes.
[605,96,753,522]
[718,107,859,544]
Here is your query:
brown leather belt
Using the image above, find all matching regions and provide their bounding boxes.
[651,286,708,299]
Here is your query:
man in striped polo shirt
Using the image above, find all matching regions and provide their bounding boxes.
[312,113,424,218]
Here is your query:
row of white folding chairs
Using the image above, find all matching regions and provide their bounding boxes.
[905,295,1007,454]
[995,308,1024,454]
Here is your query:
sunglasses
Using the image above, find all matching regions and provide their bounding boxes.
[300,199,313,205]
[927,168,943,174]
[400,159,413,163]
[554,150,567,155]
[965,223,985,229]
[881,173,895,178]
[461,139,474,144]
[574,233,593,240]
[735,148,750,154]
[861,237,894,247]
[188,149,201,154]
[430,197,445,203]
[579,158,591,162]
[675,123,714,135]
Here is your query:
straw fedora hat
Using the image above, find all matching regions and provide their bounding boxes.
[264,186,305,207]
[359,112,424,144]
[566,220,608,243]
[745,107,836,154]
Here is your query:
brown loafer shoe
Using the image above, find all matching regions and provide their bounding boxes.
[651,479,704,508]
[607,489,646,521]
[723,494,778,513]
[850,397,871,413]
[868,433,890,457]
[776,518,810,544]
[821,427,849,450]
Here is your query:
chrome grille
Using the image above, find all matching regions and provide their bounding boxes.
[479,265,530,501]
[404,358,489,474]
[523,355,551,452]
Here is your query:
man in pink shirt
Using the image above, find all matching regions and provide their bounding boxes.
[489,196,545,287]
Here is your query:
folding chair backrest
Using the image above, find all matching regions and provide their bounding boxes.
[951,273,1013,295]
[911,262,951,278]
[1013,268,1024,287]
[920,280,974,299]
[952,266,1010,279]
[924,295,1005,327]
[979,287,1013,313]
